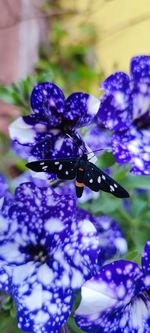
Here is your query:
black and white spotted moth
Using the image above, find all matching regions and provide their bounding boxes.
[26,154,129,199]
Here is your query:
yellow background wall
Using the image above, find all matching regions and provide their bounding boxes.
[62,0,150,75]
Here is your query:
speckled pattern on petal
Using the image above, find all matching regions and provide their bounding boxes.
[15,280,73,333]
[112,126,150,174]
[65,93,100,128]
[75,260,149,333]
[30,82,65,126]
[0,182,100,333]
[0,174,8,198]
[97,92,132,132]
[142,239,150,279]
[130,55,150,81]
[76,208,127,265]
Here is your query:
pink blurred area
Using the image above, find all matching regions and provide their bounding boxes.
[0,0,48,135]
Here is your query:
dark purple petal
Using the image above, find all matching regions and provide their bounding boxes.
[112,127,150,174]
[31,82,65,126]
[100,72,130,92]
[23,114,48,126]
[131,55,150,81]
[135,111,150,127]
[142,239,150,281]
[65,93,100,128]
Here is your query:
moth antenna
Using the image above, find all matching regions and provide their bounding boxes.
[87,147,112,161]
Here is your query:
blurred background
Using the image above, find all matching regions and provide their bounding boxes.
[0,0,150,135]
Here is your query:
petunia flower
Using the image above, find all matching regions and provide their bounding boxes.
[96,55,150,175]
[9,82,100,165]
[74,239,150,333]
[0,182,99,333]
[76,208,127,265]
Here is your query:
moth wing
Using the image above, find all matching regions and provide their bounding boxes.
[26,158,77,180]
[83,162,129,198]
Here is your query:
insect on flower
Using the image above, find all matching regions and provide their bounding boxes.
[26,152,129,199]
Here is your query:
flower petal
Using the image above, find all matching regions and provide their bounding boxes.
[61,210,100,289]
[30,82,65,126]
[132,80,150,121]
[65,93,100,128]
[112,127,150,174]
[0,265,12,294]
[98,72,133,131]
[15,279,73,333]
[94,215,127,264]
[131,55,150,81]
[9,117,38,145]
[0,174,8,198]
[100,72,130,92]
[83,125,111,152]
[75,261,145,333]
[142,239,150,285]
[97,93,132,132]
[0,240,27,265]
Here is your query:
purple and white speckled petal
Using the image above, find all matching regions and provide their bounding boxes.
[100,72,130,92]
[98,72,132,131]
[57,211,100,289]
[112,126,150,174]
[130,55,150,81]
[1,183,77,248]
[75,261,146,333]
[97,91,132,132]
[94,215,127,264]
[65,93,100,128]
[30,82,65,126]
[132,79,150,121]
[76,208,127,265]
[0,265,12,294]
[142,239,150,286]
[0,174,8,198]
[15,276,73,333]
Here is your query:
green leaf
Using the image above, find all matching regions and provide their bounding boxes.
[97,152,115,169]
[121,175,150,190]
[0,313,13,332]
[0,85,17,104]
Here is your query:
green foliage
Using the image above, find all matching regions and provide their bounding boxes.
[36,20,104,95]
